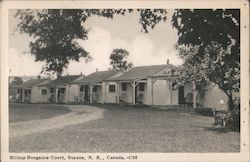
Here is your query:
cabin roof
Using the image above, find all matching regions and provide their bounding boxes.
[40,75,83,87]
[16,79,49,88]
[72,70,120,84]
[108,64,174,81]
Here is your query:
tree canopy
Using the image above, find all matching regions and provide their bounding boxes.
[15,9,167,76]
[110,48,133,71]
[172,9,240,109]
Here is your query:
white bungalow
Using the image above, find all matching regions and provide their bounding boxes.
[39,75,85,103]
[16,78,50,103]
[104,64,193,105]
[103,64,238,110]
[71,70,122,104]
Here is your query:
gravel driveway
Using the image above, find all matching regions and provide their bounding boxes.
[10,105,105,138]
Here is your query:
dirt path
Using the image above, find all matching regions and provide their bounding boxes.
[10,105,105,138]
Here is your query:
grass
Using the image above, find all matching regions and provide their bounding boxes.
[9,102,71,123]
[9,104,240,152]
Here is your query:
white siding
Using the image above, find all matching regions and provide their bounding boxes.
[68,84,80,102]
[119,83,133,104]
[147,79,179,106]
[93,85,102,103]
[200,85,229,110]
[105,82,119,103]
[153,80,170,105]
[30,86,48,103]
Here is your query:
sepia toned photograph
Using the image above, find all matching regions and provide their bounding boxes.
[1,0,249,162]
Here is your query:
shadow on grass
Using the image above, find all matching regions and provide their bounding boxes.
[204,126,230,133]
[190,125,238,134]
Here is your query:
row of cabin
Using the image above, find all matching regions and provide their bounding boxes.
[12,64,239,110]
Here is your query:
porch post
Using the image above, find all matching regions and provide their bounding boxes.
[65,85,69,104]
[90,84,93,104]
[132,82,136,105]
[116,82,120,104]
[55,88,58,103]
[21,89,25,102]
[102,82,106,104]
[78,84,81,102]
[192,81,197,108]
[151,78,154,105]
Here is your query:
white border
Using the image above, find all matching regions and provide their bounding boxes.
[1,0,249,162]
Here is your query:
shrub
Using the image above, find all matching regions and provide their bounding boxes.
[195,108,214,116]
[225,100,240,132]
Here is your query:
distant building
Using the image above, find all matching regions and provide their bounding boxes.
[39,75,85,104]
[71,70,122,103]
[15,78,50,103]
[105,64,186,105]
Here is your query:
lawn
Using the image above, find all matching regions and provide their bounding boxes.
[9,103,240,152]
[9,102,71,123]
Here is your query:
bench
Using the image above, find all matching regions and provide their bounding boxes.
[213,109,228,127]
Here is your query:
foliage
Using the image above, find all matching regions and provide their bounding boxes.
[174,45,209,97]
[172,9,239,54]
[110,48,133,71]
[15,9,167,76]
[195,108,214,116]
[172,9,240,110]
[16,10,89,76]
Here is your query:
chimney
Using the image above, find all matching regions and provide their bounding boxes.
[96,68,98,72]
[167,59,170,65]
[80,72,83,75]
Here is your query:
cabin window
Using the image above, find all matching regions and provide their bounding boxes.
[25,89,31,95]
[41,89,47,95]
[50,88,54,93]
[139,83,144,91]
[60,89,65,94]
[122,83,127,91]
[109,85,115,93]
[93,86,97,92]
[80,85,84,92]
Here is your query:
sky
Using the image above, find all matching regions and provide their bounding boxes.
[8,9,183,76]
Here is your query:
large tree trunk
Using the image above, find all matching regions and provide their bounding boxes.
[215,82,234,111]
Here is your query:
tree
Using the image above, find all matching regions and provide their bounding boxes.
[172,9,240,110]
[15,9,167,76]
[174,45,209,97]
[110,48,133,71]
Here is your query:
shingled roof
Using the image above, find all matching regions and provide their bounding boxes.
[108,64,173,81]
[16,79,50,88]
[72,70,119,84]
[41,75,83,87]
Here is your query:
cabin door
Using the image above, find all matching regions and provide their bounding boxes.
[84,85,89,102]
[20,89,22,101]
[178,86,185,105]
